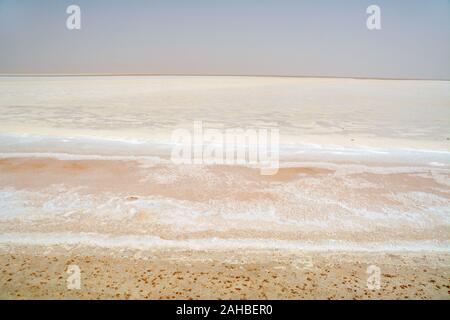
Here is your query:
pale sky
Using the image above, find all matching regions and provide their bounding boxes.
[0,0,449,79]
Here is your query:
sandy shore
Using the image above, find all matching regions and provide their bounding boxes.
[1,245,449,300]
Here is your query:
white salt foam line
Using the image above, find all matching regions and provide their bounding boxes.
[0,233,449,252]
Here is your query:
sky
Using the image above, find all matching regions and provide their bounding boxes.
[0,0,449,79]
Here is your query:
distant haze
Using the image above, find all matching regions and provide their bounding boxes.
[0,0,449,80]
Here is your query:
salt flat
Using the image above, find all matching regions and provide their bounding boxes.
[0,76,449,299]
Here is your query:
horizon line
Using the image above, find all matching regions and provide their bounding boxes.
[0,73,449,81]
